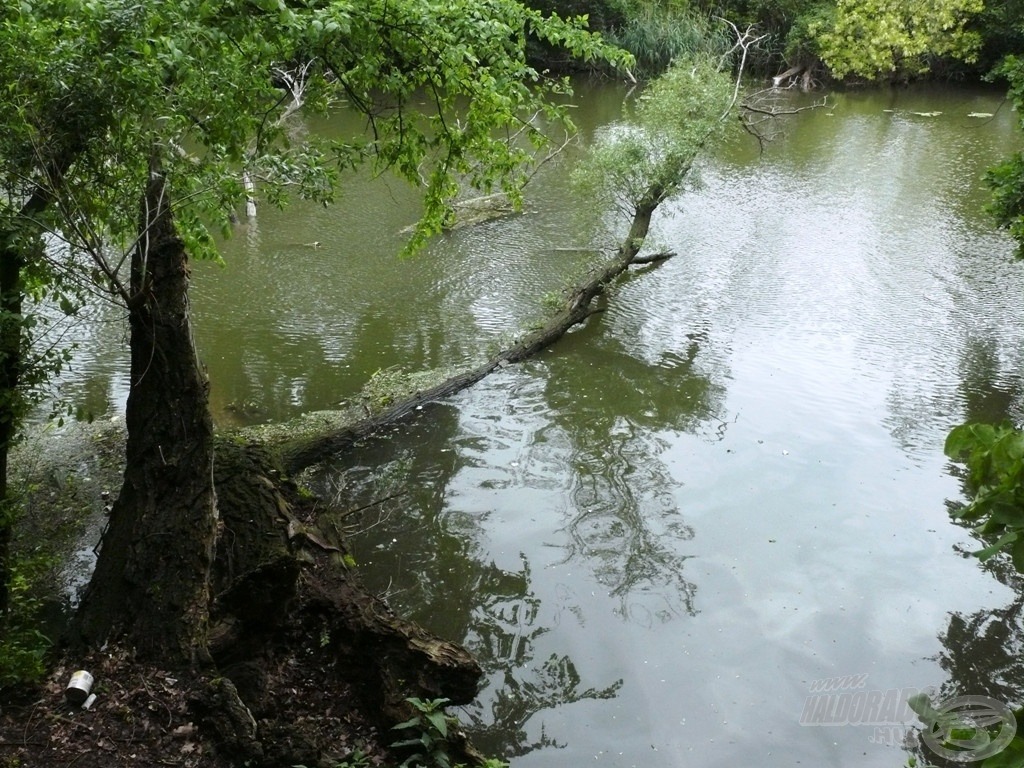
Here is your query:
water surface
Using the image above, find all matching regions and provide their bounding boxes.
[57,81,1024,767]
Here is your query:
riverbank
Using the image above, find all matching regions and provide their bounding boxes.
[0,421,486,768]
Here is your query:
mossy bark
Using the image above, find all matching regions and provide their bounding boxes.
[202,438,481,759]
[255,208,672,475]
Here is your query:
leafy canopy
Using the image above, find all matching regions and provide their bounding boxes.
[809,0,983,80]
[1,0,632,269]
[571,52,735,220]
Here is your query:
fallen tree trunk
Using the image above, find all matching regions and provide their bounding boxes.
[192,208,674,760]
[772,64,804,88]
[251,224,671,475]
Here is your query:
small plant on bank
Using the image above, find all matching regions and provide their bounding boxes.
[388,697,510,768]
[391,697,457,768]
[607,2,728,77]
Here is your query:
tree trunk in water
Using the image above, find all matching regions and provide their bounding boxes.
[265,199,668,473]
[75,164,217,665]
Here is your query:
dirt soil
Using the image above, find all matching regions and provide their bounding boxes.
[0,422,482,768]
[0,611,392,768]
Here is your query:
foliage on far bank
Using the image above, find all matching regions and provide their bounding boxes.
[604,1,729,77]
[536,0,1017,83]
[809,0,983,81]
[986,54,1024,257]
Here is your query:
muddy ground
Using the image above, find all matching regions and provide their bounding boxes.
[0,420,486,768]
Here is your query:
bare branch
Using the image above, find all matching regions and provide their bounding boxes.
[244,59,318,219]
[716,19,769,121]
[739,86,830,150]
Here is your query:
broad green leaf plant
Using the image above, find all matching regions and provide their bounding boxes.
[809,0,983,80]
[945,422,1024,569]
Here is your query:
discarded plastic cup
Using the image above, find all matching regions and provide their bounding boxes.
[65,670,94,705]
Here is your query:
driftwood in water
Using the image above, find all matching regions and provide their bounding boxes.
[248,230,673,475]
[772,64,804,88]
[400,192,518,234]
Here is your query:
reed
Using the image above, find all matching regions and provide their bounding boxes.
[608,2,730,77]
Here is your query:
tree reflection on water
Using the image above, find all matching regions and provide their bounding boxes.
[310,304,729,757]
[542,322,726,623]
[311,403,624,760]
[460,554,624,758]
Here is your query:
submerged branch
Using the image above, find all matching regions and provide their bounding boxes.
[245,217,673,474]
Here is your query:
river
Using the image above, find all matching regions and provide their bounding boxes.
[55,81,1024,766]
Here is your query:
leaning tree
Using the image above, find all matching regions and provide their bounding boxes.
[2,6,837,761]
[0,0,628,665]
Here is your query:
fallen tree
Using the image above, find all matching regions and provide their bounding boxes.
[0,226,679,768]
[257,248,675,476]
[186,168,683,764]
[251,39,769,475]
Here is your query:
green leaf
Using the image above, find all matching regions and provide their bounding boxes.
[980,736,1024,767]
[390,738,424,749]
[426,710,448,738]
[973,531,1019,561]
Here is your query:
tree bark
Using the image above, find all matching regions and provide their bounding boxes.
[74,162,217,665]
[203,439,482,754]
[0,238,23,619]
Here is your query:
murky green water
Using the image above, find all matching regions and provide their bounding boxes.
[58,81,1024,766]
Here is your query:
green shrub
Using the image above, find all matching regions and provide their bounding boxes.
[945,421,1024,568]
[0,553,53,688]
[783,3,831,67]
[607,2,728,76]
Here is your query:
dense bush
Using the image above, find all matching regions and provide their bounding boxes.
[970,0,1024,75]
[0,552,53,689]
[607,2,730,77]
[532,0,1016,81]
